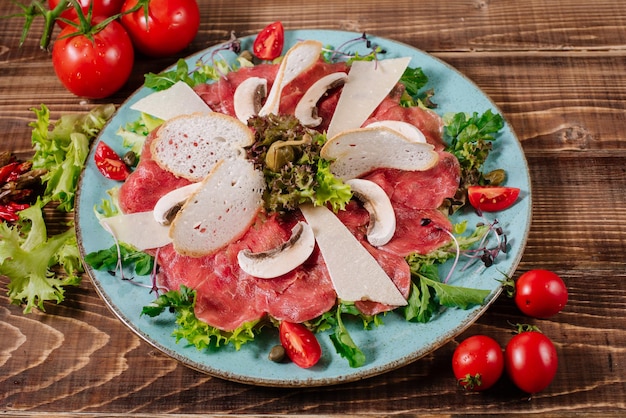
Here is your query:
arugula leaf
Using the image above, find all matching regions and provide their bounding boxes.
[328,305,367,368]
[0,199,82,313]
[142,286,260,350]
[85,243,154,276]
[144,57,249,91]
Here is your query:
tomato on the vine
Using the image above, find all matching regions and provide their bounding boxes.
[120,0,200,57]
[279,321,322,368]
[94,142,131,181]
[468,185,520,212]
[253,21,284,60]
[505,330,558,393]
[48,0,125,27]
[52,18,134,98]
[514,270,568,318]
[452,335,504,391]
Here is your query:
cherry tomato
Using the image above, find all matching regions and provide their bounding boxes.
[94,142,131,181]
[279,321,322,368]
[52,19,134,98]
[120,0,200,57]
[505,330,558,393]
[253,21,284,60]
[452,335,504,391]
[48,0,125,27]
[468,185,520,212]
[514,270,568,318]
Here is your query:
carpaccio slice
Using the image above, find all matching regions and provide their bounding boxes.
[118,57,461,331]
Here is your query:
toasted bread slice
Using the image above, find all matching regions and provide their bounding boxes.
[321,126,439,180]
[169,158,265,257]
[151,113,254,182]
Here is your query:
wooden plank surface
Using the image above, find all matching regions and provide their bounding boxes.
[1,0,625,415]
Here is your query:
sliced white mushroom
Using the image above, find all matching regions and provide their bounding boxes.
[346,179,396,247]
[364,120,427,144]
[321,126,439,180]
[153,182,202,225]
[294,72,347,127]
[237,221,315,279]
[233,77,267,123]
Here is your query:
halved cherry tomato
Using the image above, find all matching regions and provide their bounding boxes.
[468,185,520,212]
[279,321,322,368]
[94,142,130,181]
[253,21,285,60]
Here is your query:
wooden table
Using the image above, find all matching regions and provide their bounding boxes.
[1,0,625,415]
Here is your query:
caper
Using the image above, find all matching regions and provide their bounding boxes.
[484,169,506,186]
[122,150,138,167]
[268,344,286,363]
[265,141,295,172]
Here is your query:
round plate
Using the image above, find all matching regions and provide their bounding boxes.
[76,29,531,387]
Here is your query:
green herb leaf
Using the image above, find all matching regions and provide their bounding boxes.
[85,243,154,276]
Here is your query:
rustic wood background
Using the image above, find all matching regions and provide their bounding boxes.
[1,0,625,415]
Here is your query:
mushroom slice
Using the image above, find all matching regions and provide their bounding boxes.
[346,179,396,247]
[237,221,315,279]
[233,77,267,123]
[321,126,439,180]
[153,183,202,225]
[364,120,427,144]
[294,72,347,127]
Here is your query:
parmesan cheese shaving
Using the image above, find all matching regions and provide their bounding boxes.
[300,204,407,306]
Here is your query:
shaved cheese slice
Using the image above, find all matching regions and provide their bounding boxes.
[130,81,212,120]
[300,204,407,306]
[100,211,172,250]
[259,40,323,116]
[326,57,411,139]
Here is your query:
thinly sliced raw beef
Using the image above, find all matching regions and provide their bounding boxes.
[194,64,278,116]
[118,131,191,214]
[366,95,446,150]
[364,151,460,210]
[382,205,452,257]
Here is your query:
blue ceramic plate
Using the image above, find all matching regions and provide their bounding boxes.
[76,30,531,387]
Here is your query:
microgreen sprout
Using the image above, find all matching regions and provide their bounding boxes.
[323,32,387,63]
[420,213,508,285]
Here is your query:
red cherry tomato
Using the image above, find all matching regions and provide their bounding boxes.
[279,321,322,368]
[452,335,504,391]
[468,185,520,212]
[253,21,285,60]
[514,270,568,318]
[52,19,134,98]
[120,0,200,57]
[48,0,125,27]
[94,142,130,181]
[505,330,558,393]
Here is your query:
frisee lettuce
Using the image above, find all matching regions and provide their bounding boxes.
[0,199,82,313]
[30,103,116,212]
[142,286,261,350]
